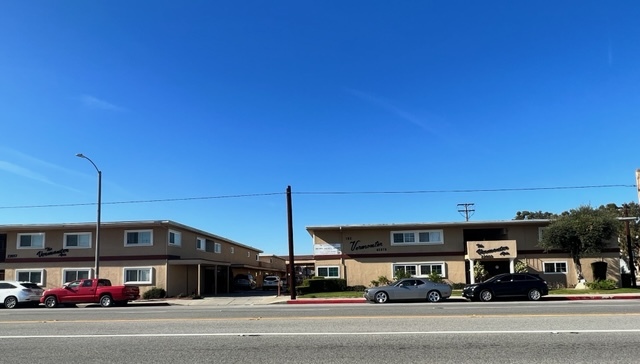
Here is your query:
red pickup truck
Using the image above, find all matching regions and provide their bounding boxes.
[40,278,140,308]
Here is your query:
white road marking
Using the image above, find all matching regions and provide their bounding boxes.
[2,329,640,339]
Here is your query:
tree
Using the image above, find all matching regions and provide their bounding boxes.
[514,210,557,220]
[539,205,619,282]
[598,202,640,276]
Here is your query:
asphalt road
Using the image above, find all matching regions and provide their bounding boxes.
[2,300,640,363]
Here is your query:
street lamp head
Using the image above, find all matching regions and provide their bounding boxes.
[76,153,86,158]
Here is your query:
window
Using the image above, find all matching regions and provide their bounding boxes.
[64,233,91,248]
[538,227,547,242]
[544,262,567,274]
[62,268,92,283]
[393,264,417,276]
[230,247,235,254]
[214,242,221,254]
[391,230,443,246]
[255,254,259,261]
[125,230,153,246]
[168,230,181,246]
[15,269,44,285]
[419,263,444,276]
[17,233,45,249]
[393,262,446,278]
[123,267,153,284]
[196,237,205,251]
[247,252,251,257]
[317,266,339,278]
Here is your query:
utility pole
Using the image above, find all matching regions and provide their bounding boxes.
[286,186,296,300]
[457,203,475,222]
[623,204,637,288]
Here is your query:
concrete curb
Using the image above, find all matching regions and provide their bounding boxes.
[285,294,640,304]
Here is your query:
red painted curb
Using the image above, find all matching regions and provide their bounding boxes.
[287,299,367,304]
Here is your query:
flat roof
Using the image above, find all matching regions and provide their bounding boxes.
[306,219,551,233]
[0,220,262,253]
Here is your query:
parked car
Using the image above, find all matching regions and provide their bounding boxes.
[262,276,282,291]
[363,278,452,303]
[0,280,44,309]
[462,273,549,302]
[233,274,257,290]
[40,278,140,308]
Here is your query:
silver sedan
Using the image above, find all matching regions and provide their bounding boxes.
[363,278,452,303]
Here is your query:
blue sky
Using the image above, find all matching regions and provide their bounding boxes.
[1,1,639,255]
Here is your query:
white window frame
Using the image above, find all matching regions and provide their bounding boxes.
[544,261,568,274]
[247,251,251,258]
[124,230,153,247]
[168,230,182,246]
[390,230,444,246]
[538,227,547,242]
[316,266,340,278]
[196,237,205,251]
[214,242,221,254]
[17,233,45,249]
[61,268,92,284]
[63,232,92,249]
[230,247,235,254]
[123,267,153,284]
[255,254,259,261]
[15,269,45,285]
[392,262,447,278]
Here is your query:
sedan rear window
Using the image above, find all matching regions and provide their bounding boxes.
[19,283,41,289]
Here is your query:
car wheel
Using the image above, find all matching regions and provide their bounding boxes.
[374,291,389,303]
[528,288,542,301]
[479,290,493,302]
[99,295,114,307]
[427,290,442,303]
[4,296,18,309]
[44,296,58,308]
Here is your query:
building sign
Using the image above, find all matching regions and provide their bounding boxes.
[466,240,517,260]
[313,243,342,255]
[349,240,386,252]
[36,247,69,257]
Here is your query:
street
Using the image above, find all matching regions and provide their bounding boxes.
[2,300,640,363]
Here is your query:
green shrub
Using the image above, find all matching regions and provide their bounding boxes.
[586,279,618,290]
[428,272,443,283]
[297,278,347,294]
[347,285,366,292]
[515,260,528,273]
[143,287,167,299]
[394,269,412,280]
[451,282,466,289]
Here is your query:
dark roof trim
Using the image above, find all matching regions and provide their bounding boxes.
[306,219,551,233]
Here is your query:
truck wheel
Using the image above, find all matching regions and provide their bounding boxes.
[99,295,114,307]
[44,296,58,308]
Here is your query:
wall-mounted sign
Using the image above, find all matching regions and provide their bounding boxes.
[466,240,517,260]
[36,247,69,257]
[313,243,342,255]
[349,240,387,252]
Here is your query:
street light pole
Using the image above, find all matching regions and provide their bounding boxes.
[76,153,101,279]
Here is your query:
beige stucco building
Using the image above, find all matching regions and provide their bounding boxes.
[0,220,286,297]
[307,219,621,288]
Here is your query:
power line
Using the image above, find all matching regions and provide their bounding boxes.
[0,184,635,210]
[295,184,635,195]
